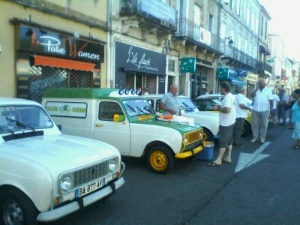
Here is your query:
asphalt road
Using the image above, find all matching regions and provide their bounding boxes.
[46,123,300,225]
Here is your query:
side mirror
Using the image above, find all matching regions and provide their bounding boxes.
[113,114,125,122]
[57,124,62,131]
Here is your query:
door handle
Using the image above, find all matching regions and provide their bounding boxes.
[95,124,104,128]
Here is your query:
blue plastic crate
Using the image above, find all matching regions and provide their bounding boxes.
[195,141,214,160]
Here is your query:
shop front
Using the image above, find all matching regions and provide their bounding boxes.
[16,23,104,102]
[114,42,166,94]
[246,72,258,97]
[217,68,246,93]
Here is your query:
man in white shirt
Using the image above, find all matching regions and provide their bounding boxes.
[250,79,273,143]
[233,86,252,147]
[271,90,280,124]
[209,81,236,166]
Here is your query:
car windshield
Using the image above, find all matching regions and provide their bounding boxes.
[123,99,155,116]
[0,105,54,134]
[180,97,197,110]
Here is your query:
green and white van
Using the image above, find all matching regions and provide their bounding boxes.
[42,88,205,174]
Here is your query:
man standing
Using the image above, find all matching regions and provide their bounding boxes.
[250,79,273,143]
[160,84,181,116]
[209,81,236,166]
[277,87,289,125]
[233,86,252,147]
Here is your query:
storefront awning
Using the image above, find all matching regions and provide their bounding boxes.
[228,75,246,86]
[34,55,95,71]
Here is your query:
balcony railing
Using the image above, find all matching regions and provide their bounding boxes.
[174,18,222,53]
[120,0,177,31]
[223,46,256,69]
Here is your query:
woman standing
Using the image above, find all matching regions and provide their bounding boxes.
[291,89,300,149]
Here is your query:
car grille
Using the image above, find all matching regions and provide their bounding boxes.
[186,130,202,143]
[73,161,109,187]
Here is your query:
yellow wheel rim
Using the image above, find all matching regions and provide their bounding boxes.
[150,150,168,171]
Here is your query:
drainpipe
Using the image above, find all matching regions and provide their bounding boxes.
[106,0,112,88]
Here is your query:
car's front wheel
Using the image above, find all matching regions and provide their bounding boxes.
[147,145,174,174]
[0,189,38,225]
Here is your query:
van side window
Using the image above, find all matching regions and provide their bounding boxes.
[99,102,124,121]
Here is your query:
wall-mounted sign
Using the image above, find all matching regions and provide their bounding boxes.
[45,101,87,118]
[18,25,104,63]
[180,57,196,73]
[115,42,166,75]
[217,68,237,79]
[247,72,258,83]
[199,28,212,46]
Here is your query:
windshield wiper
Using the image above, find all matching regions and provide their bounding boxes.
[6,117,35,131]
[0,126,14,134]
[135,106,150,114]
[125,104,142,115]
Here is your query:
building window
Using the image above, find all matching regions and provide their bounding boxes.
[168,59,175,72]
[209,14,214,32]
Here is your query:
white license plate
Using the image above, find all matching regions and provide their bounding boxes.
[76,179,103,197]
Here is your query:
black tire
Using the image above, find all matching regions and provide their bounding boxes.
[203,128,214,142]
[146,145,174,174]
[0,189,39,225]
[242,121,251,137]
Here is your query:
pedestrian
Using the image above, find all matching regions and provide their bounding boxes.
[208,81,236,166]
[270,90,280,124]
[160,84,181,116]
[141,87,149,95]
[287,92,296,129]
[250,79,273,143]
[233,86,252,147]
[290,89,300,149]
[277,87,289,125]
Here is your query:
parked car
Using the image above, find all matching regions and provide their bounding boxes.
[193,94,252,137]
[42,88,205,174]
[141,94,220,142]
[0,98,125,225]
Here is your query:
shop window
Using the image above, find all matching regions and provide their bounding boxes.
[26,66,92,103]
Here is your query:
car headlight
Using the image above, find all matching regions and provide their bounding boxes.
[60,176,73,191]
[183,137,188,144]
[109,159,117,172]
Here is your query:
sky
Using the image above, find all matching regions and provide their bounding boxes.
[259,0,300,61]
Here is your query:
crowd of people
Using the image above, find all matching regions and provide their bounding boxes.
[158,82,300,166]
[207,80,299,167]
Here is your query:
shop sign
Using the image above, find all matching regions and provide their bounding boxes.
[237,69,248,77]
[217,68,236,79]
[180,57,196,73]
[18,25,104,63]
[115,42,166,75]
[199,28,212,46]
[247,73,258,83]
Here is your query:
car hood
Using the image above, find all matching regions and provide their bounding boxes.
[132,118,202,134]
[1,134,120,175]
[183,111,219,119]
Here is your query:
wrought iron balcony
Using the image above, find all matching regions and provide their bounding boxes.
[119,0,177,32]
[256,61,272,74]
[222,46,256,69]
[174,18,222,54]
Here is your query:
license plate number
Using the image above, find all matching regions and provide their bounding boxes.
[76,179,103,197]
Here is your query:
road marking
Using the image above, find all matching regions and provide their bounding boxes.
[235,142,271,173]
